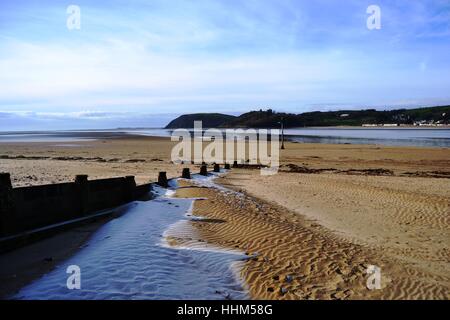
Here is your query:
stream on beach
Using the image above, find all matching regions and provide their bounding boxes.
[14,173,249,300]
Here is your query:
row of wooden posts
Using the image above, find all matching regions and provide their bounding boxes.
[0,161,235,194]
[157,163,231,188]
[0,162,234,198]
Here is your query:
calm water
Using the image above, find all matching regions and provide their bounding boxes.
[0,128,449,148]
[283,128,450,148]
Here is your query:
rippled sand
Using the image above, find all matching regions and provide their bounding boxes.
[175,176,449,300]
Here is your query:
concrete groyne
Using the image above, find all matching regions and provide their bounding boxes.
[0,174,151,238]
[0,166,233,252]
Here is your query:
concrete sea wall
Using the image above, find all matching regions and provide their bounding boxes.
[0,173,151,237]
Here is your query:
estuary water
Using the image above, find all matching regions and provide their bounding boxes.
[0,128,449,148]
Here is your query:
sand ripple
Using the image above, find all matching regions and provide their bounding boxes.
[175,177,450,300]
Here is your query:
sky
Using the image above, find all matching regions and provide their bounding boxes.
[1,0,450,130]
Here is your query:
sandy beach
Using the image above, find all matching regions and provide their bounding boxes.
[0,135,195,187]
[0,136,449,299]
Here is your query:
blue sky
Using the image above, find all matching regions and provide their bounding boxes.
[1,0,450,129]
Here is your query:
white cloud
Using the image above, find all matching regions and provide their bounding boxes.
[0,38,360,110]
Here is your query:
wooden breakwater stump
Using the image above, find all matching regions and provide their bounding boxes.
[0,173,14,236]
[182,168,191,179]
[75,174,88,184]
[233,160,238,168]
[200,165,208,176]
[213,164,220,172]
[224,163,231,170]
[158,172,168,188]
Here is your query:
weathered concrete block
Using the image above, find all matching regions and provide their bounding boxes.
[125,176,136,202]
[200,165,208,176]
[158,172,168,188]
[75,175,89,215]
[0,173,12,189]
[1,174,148,238]
[182,168,191,179]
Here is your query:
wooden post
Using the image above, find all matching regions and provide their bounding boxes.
[158,172,168,188]
[75,174,88,184]
[214,164,220,172]
[200,165,208,176]
[0,173,14,236]
[224,163,231,170]
[233,160,238,168]
[182,168,191,179]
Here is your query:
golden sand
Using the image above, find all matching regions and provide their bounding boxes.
[1,137,449,299]
[0,136,194,187]
[174,180,449,299]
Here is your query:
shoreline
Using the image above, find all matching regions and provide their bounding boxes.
[1,125,449,134]
[1,126,449,148]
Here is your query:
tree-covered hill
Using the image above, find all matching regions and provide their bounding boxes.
[165,106,450,128]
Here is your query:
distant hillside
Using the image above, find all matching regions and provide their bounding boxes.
[165,106,450,128]
[165,113,236,129]
[223,106,450,128]
[166,106,449,128]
